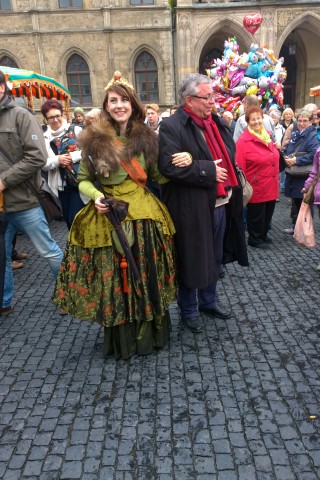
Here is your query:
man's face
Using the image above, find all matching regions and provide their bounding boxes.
[0,82,6,101]
[146,108,158,126]
[186,83,215,119]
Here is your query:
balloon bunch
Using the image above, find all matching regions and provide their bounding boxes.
[206,37,287,112]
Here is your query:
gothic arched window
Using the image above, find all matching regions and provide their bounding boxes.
[0,55,18,68]
[66,54,92,106]
[135,52,159,103]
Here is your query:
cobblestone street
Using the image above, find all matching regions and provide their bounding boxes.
[0,194,319,480]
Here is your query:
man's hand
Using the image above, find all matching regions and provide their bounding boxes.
[215,159,228,183]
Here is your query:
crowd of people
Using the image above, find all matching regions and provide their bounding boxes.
[0,67,319,360]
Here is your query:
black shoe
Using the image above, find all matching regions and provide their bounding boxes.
[182,317,203,333]
[263,236,273,244]
[248,241,269,249]
[219,266,225,279]
[199,305,232,319]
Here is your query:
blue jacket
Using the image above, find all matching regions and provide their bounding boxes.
[284,126,320,198]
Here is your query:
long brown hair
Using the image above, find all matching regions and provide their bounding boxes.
[102,85,145,130]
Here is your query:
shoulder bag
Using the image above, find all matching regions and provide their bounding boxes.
[236,167,253,207]
[284,139,312,177]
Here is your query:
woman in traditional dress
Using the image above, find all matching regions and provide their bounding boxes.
[52,71,176,360]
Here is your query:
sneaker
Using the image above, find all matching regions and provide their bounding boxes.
[283,227,294,235]
[12,260,24,270]
[1,306,12,316]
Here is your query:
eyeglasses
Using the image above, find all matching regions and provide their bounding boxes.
[297,119,311,123]
[47,114,62,121]
[190,95,215,102]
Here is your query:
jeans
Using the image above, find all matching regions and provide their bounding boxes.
[3,206,63,308]
[58,186,84,230]
[177,205,226,318]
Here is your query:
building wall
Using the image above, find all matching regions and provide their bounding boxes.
[1,0,320,110]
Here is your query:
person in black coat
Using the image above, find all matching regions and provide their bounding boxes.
[159,73,248,333]
[283,109,320,233]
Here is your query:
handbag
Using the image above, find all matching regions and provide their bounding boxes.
[293,201,316,248]
[50,125,80,188]
[284,144,312,177]
[237,168,253,207]
[285,162,312,178]
[303,171,320,205]
[36,178,62,223]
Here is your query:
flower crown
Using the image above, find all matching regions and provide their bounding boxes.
[104,71,134,92]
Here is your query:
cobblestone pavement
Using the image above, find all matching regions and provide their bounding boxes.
[0,194,320,480]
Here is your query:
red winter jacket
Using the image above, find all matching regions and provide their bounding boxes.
[236,129,280,203]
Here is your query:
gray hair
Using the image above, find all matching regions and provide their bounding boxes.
[85,108,101,120]
[178,73,212,106]
[303,103,318,114]
[270,110,281,119]
[296,109,313,121]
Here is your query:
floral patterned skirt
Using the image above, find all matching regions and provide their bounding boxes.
[52,219,177,359]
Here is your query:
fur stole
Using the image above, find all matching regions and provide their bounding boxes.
[77,115,159,178]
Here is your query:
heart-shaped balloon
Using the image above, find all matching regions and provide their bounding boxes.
[243,14,263,35]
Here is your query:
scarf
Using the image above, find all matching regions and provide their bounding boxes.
[248,126,271,145]
[47,120,69,140]
[183,106,238,196]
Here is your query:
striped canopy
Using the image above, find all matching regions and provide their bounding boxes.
[0,66,71,112]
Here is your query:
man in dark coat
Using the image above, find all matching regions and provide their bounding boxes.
[159,73,248,333]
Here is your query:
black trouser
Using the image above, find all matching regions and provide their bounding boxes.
[247,200,276,245]
[290,198,303,226]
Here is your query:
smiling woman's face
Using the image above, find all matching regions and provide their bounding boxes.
[248,112,263,133]
[46,108,63,131]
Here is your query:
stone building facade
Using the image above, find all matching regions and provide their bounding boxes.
[0,0,319,111]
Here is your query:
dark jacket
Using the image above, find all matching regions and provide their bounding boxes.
[0,95,47,213]
[159,107,248,290]
[284,126,320,199]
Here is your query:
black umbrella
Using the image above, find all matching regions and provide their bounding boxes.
[0,194,8,316]
[87,156,140,289]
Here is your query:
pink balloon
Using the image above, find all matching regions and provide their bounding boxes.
[230,70,245,89]
[243,14,263,35]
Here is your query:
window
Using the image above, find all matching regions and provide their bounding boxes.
[66,54,92,106]
[130,0,153,4]
[135,52,158,103]
[0,0,12,10]
[59,0,83,8]
[0,55,18,68]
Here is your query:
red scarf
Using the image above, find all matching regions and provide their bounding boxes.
[183,106,238,196]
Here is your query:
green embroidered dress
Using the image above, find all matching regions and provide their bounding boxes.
[52,147,177,359]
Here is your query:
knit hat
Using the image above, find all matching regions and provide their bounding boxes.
[74,107,84,115]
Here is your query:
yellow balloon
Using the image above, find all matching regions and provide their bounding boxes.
[246,85,258,96]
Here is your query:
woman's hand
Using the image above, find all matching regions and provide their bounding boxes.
[58,153,72,168]
[274,142,281,150]
[285,155,296,167]
[95,195,110,214]
[172,152,192,168]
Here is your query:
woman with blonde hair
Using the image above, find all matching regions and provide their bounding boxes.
[280,107,295,130]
